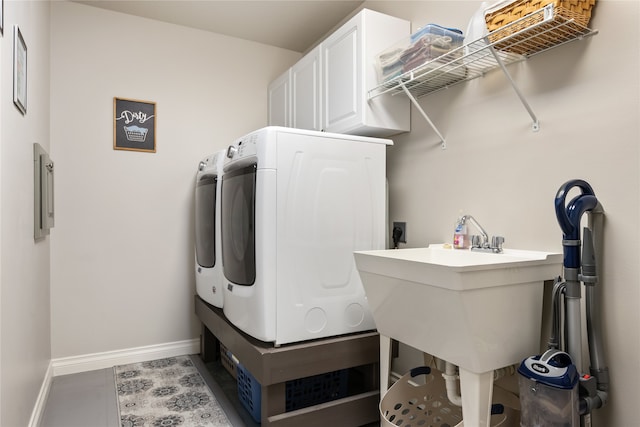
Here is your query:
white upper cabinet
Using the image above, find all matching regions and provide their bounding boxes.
[292,46,322,131]
[321,19,360,134]
[268,69,291,127]
[269,9,410,137]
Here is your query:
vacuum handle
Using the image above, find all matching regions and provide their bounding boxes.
[555,179,595,238]
[540,349,573,365]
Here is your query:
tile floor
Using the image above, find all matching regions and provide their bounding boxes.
[40,355,250,427]
[40,368,120,427]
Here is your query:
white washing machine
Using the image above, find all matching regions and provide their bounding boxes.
[221,126,391,345]
[194,150,225,308]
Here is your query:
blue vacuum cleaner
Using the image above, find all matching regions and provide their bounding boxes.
[518,179,609,427]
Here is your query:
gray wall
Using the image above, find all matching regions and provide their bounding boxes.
[1,2,299,425]
[1,1,52,426]
[366,1,638,426]
[49,2,300,359]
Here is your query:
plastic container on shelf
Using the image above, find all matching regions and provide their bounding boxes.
[410,23,465,44]
[376,24,465,83]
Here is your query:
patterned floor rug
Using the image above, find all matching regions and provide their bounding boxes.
[115,355,232,427]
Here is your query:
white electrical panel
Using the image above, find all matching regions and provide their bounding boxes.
[34,143,54,240]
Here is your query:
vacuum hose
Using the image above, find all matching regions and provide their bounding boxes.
[582,216,609,412]
[548,277,566,350]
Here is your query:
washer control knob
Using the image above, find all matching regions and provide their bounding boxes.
[198,161,206,171]
[226,145,237,159]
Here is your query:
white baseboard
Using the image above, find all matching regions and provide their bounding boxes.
[28,361,54,427]
[51,338,200,377]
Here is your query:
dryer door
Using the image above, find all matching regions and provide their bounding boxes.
[195,174,217,268]
[221,164,256,285]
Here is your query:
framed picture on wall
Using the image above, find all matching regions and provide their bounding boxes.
[1,0,4,35]
[113,97,156,153]
[13,26,27,115]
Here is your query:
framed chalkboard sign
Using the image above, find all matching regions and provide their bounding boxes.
[113,97,156,153]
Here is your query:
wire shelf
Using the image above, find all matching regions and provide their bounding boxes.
[369,4,598,101]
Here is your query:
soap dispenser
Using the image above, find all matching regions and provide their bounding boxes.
[453,215,469,249]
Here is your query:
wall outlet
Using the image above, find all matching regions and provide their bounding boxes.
[393,221,407,244]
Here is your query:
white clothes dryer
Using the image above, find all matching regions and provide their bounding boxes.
[221,126,391,345]
[194,150,225,308]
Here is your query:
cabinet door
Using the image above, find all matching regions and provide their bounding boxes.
[267,9,409,137]
[268,69,291,127]
[322,16,361,134]
[292,47,321,131]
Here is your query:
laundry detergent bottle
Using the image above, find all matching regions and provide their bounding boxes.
[453,215,469,249]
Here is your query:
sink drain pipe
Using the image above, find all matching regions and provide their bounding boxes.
[442,361,515,408]
[442,362,463,406]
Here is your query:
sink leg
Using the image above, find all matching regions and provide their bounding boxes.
[459,368,494,427]
[380,334,392,398]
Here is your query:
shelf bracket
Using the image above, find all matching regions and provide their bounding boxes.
[488,44,540,132]
[399,81,447,149]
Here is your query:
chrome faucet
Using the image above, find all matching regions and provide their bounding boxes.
[462,215,505,253]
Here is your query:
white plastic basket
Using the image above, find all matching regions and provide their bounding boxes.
[380,366,518,427]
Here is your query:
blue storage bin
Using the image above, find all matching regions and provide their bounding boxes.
[285,369,349,412]
[236,362,350,423]
[237,362,261,423]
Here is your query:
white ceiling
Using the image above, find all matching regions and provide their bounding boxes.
[73,0,365,52]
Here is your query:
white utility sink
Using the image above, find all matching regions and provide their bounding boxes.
[354,244,562,427]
